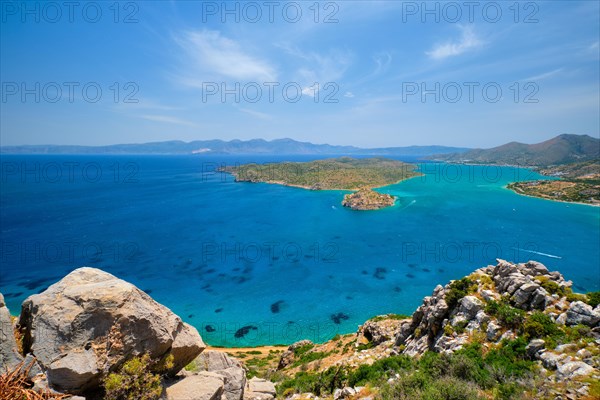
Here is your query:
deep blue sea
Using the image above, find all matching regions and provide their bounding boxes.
[1,155,599,346]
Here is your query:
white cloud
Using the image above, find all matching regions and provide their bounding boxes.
[522,68,563,82]
[175,30,277,83]
[426,25,482,60]
[344,92,355,98]
[238,108,272,120]
[139,114,198,127]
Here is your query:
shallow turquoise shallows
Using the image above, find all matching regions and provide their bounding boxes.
[1,155,598,346]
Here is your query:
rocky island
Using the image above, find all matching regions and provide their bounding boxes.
[341,188,396,210]
[221,157,420,210]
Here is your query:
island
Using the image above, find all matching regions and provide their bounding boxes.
[507,160,600,206]
[221,157,421,210]
[341,188,396,210]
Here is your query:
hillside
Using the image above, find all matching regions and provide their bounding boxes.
[222,157,420,191]
[0,138,469,156]
[432,134,599,166]
[1,260,598,399]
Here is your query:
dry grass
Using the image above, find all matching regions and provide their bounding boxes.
[0,359,68,400]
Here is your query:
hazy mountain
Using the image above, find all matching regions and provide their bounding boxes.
[431,134,599,166]
[0,138,469,157]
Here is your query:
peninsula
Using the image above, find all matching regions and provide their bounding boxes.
[508,160,600,206]
[221,157,421,210]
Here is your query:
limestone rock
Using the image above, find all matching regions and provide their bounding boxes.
[165,372,225,400]
[278,340,313,370]
[18,267,205,393]
[0,292,23,372]
[459,296,483,319]
[196,350,246,400]
[246,377,276,400]
[566,301,600,327]
[556,361,595,380]
[526,339,545,359]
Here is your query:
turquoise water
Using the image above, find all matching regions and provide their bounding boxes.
[1,155,598,346]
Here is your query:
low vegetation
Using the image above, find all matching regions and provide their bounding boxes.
[103,354,173,400]
[222,157,420,191]
[277,339,538,399]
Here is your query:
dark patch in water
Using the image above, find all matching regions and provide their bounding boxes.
[218,273,226,278]
[438,269,445,273]
[234,325,258,338]
[422,268,431,273]
[243,267,253,274]
[373,268,387,280]
[328,275,334,279]
[333,235,341,239]
[271,300,285,313]
[235,276,248,284]
[202,284,211,290]
[394,286,402,293]
[233,268,241,272]
[408,264,417,269]
[346,296,353,300]
[272,256,280,261]
[143,289,153,294]
[4,292,23,298]
[215,308,223,313]
[205,325,216,333]
[19,278,53,290]
[361,270,369,275]
[574,284,587,292]
[188,314,194,319]
[206,269,216,274]
[304,255,314,259]
[406,273,415,279]
[330,312,349,325]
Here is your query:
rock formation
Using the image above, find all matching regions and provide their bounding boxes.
[342,188,396,210]
[17,267,205,394]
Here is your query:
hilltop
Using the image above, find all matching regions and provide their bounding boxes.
[1,260,598,399]
[432,134,599,166]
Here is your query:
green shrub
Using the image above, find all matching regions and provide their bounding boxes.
[348,355,413,387]
[103,354,163,400]
[485,300,525,329]
[523,311,560,339]
[277,366,347,396]
[586,291,600,307]
[446,278,477,308]
[292,351,331,367]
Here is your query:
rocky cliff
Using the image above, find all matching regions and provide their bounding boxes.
[272,259,600,399]
[0,267,274,400]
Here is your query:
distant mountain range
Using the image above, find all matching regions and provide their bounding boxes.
[0,138,469,157]
[431,134,599,166]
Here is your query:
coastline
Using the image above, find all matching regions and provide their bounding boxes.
[505,185,600,207]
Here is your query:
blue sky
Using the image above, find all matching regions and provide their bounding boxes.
[1,0,598,147]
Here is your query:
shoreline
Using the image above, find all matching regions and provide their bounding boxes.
[505,185,600,207]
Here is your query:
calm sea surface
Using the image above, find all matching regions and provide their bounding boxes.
[1,154,598,346]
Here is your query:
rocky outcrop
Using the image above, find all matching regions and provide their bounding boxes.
[342,189,396,210]
[195,350,246,400]
[245,377,276,400]
[566,301,600,326]
[277,340,313,370]
[0,292,23,372]
[17,267,205,394]
[394,259,598,356]
[165,371,225,400]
